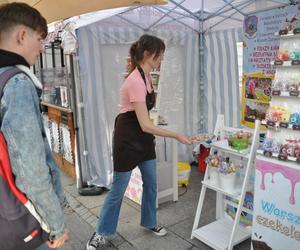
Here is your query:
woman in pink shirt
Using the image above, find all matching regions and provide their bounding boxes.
[87,35,191,250]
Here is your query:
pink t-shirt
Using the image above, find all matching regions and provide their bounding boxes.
[120,68,153,113]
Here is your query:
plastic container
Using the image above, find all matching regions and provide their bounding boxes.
[177,162,191,187]
[219,172,236,193]
[209,167,219,185]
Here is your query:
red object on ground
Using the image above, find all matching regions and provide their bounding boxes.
[198,144,210,173]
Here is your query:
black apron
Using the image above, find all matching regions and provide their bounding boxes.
[113,67,156,172]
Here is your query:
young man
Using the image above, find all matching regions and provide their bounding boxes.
[0,3,69,249]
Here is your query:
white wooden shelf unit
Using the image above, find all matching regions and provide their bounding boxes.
[191,115,261,250]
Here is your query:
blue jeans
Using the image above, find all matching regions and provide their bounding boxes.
[96,159,157,236]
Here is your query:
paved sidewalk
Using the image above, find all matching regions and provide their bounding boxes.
[60,167,251,250]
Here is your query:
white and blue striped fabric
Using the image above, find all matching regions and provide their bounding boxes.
[76,22,200,187]
[203,28,243,133]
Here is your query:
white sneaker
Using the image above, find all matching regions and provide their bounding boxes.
[86,232,106,250]
[150,226,167,236]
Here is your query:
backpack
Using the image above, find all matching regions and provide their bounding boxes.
[0,67,50,250]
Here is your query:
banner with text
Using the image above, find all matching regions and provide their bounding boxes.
[242,5,300,128]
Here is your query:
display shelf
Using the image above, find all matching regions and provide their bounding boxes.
[261,119,300,131]
[275,31,300,38]
[271,60,300,67]
[192,218,251,250]
[191,115,260,250]
[41,101,72,113]
[210,140,250,158]
[271,90,300,98]
[202,179,241,198]
[256,154,300,170]
[245,98,270,104]
[257,149,300,164]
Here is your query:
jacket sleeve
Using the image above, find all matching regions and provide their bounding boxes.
[1,75,65,239]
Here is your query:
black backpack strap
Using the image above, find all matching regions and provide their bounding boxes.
[0,67,23,99]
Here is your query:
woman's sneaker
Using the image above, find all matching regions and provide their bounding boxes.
[86,232,106,250]
[150,226,167,236]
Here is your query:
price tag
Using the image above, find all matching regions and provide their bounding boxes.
[274,60,283,65]
[292,125,300,130]
[294,28,300,34]
[279,122,288,128]
[279,29,288,35]
[289,90,299,97]
[278,154,287,161]
[264,151,272,157]
[267,121,276,127]
[272,90,281,96]
[292,60,300,66]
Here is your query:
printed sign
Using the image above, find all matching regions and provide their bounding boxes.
[252,159,300,249]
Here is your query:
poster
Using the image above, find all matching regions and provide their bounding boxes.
[125,168,143,205]
[242,5,300,128]
[252,159,300,249]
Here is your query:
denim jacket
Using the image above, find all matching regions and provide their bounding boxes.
[0,66,66,239]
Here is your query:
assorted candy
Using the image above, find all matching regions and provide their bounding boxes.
[265,105,300,126]
[276,40,300,62]
[260,137,300,158]
[228,131,252,150]
[190,134,215,143]
[272,72,300,92]
[205,154,243,175]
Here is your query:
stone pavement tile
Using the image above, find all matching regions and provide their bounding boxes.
[90,201,138,221]
[119,202,140,220]
[60,173,75,187]
[124,197,141,211]
[76,193,107,209]
[64,184,80,198]
[90,206,101,217]
[75,206,89,216]
[167,218,213,250]
[118,216,149,242]
[64,212,94,245]
[157,199,196,227]
[130,230,192,250]
[117,241,137,250]
[110,233,127,247]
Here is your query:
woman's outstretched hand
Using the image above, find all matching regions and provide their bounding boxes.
[176,134,192,144]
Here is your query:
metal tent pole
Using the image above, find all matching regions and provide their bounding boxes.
[69,54,103,196]
[199,0,205,133]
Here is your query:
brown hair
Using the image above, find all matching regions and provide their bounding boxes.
[0,2,48,40]
[127,34,165,76]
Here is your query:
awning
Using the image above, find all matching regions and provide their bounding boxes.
[0,0,167,23]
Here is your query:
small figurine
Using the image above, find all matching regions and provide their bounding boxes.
[281,109,291,123]
[289,113,300,125]
[271,141,281,154]
[280,144,289,156]
[261,138,273,152]
[287,144,295,157]
[294,145,300,158]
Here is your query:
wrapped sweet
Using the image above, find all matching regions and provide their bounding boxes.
[190,134,214,143]
[228,131,251,150]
